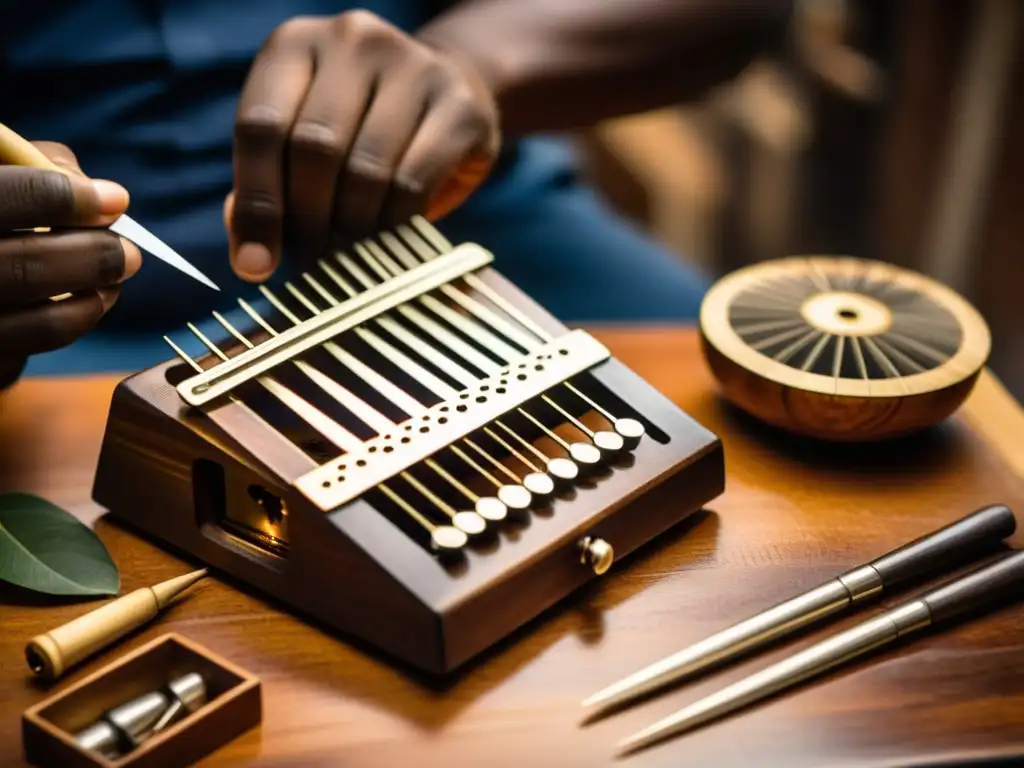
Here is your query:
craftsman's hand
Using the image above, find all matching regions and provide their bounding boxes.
[0,142,141,369]
[225,10,501,281]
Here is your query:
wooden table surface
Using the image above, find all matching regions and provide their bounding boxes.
[2,327,1024,767]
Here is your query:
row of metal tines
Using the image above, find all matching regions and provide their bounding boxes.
[166,217,646,554]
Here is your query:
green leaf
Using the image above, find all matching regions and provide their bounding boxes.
[0,492,119,596]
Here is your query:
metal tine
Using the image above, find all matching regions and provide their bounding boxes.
[399,470,487,537]
[403,217,643,448]
[405,217,646,449]
[185,321,360,453]
[411,217,545,331]
[378,229,541,353]
[213,308,489,536]
[361,239,522,363]
[312,261,479,389]
[261,282,526,517]
[338,245,608,468]
[247,291,424,418]
[212,310,393,435]
[278,280,458,401]
[343,246,582,482]
[446,443,530,513]
[425,457,507,522]
[529,393,622,456]
[376,484,469,553]
[174,323,467,553]
[461,438,532,511]
[493,420,579,483]
[352,243,507,375]
[301,265,548,505]
[540,394,624,454]
[320,255,589,485]
[482,425,554,496]
[163,335,291,441]
[518,409,603,467]
[406,218,644,441]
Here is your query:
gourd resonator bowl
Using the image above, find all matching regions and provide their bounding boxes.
[699,256,991,442]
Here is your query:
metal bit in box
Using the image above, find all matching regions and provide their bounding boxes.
[74,672,207,758]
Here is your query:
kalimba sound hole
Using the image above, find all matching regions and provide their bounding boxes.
[699,256,991,442]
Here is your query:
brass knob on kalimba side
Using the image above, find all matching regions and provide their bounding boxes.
[579,536,614,575]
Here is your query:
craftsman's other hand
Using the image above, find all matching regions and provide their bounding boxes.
[226,10,501,282]
[0,142,141,361]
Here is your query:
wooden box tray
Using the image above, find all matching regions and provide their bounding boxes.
[22,633,261,768]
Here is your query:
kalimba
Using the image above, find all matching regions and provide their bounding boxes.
[92,217,724,675]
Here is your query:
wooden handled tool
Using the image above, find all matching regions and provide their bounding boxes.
[25,569,209,682]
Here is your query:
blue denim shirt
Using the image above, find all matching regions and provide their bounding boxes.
[0,0,566,328]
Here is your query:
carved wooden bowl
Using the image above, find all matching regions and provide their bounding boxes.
[699,256,991,442]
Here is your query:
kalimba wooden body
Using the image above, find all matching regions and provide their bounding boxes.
[91,219,724,675]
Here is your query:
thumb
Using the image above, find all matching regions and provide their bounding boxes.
[32,141,131,225]
[31,141,88,177]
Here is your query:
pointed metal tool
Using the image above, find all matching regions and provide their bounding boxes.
[0,121,219,291]
[581,504,1017,720]
[108,213,219,290]
[615,549,1024,757]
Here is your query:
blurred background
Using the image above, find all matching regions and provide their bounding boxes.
[576,0,1024,401]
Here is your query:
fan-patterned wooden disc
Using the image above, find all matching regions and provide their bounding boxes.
[699,256,991,442]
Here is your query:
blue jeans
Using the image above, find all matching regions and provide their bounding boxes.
[23,139,708,376]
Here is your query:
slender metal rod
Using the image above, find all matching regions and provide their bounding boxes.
[616,547,1024,756]
[240,296,423,416]
[581,504,1018,719]
[186,322,360,453]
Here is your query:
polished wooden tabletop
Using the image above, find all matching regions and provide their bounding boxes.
[2,327,1024,767]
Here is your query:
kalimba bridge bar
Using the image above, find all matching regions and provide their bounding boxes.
[92,217,725,674]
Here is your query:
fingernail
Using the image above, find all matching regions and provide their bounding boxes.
[235,242,275,281]
[91,179,130,216]
[119,238,143,279]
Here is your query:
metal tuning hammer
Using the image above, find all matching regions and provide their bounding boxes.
[581,504,1017,719]
[617,548,1024,756]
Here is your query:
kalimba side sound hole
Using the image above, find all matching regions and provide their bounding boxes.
[699,256,991,442]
